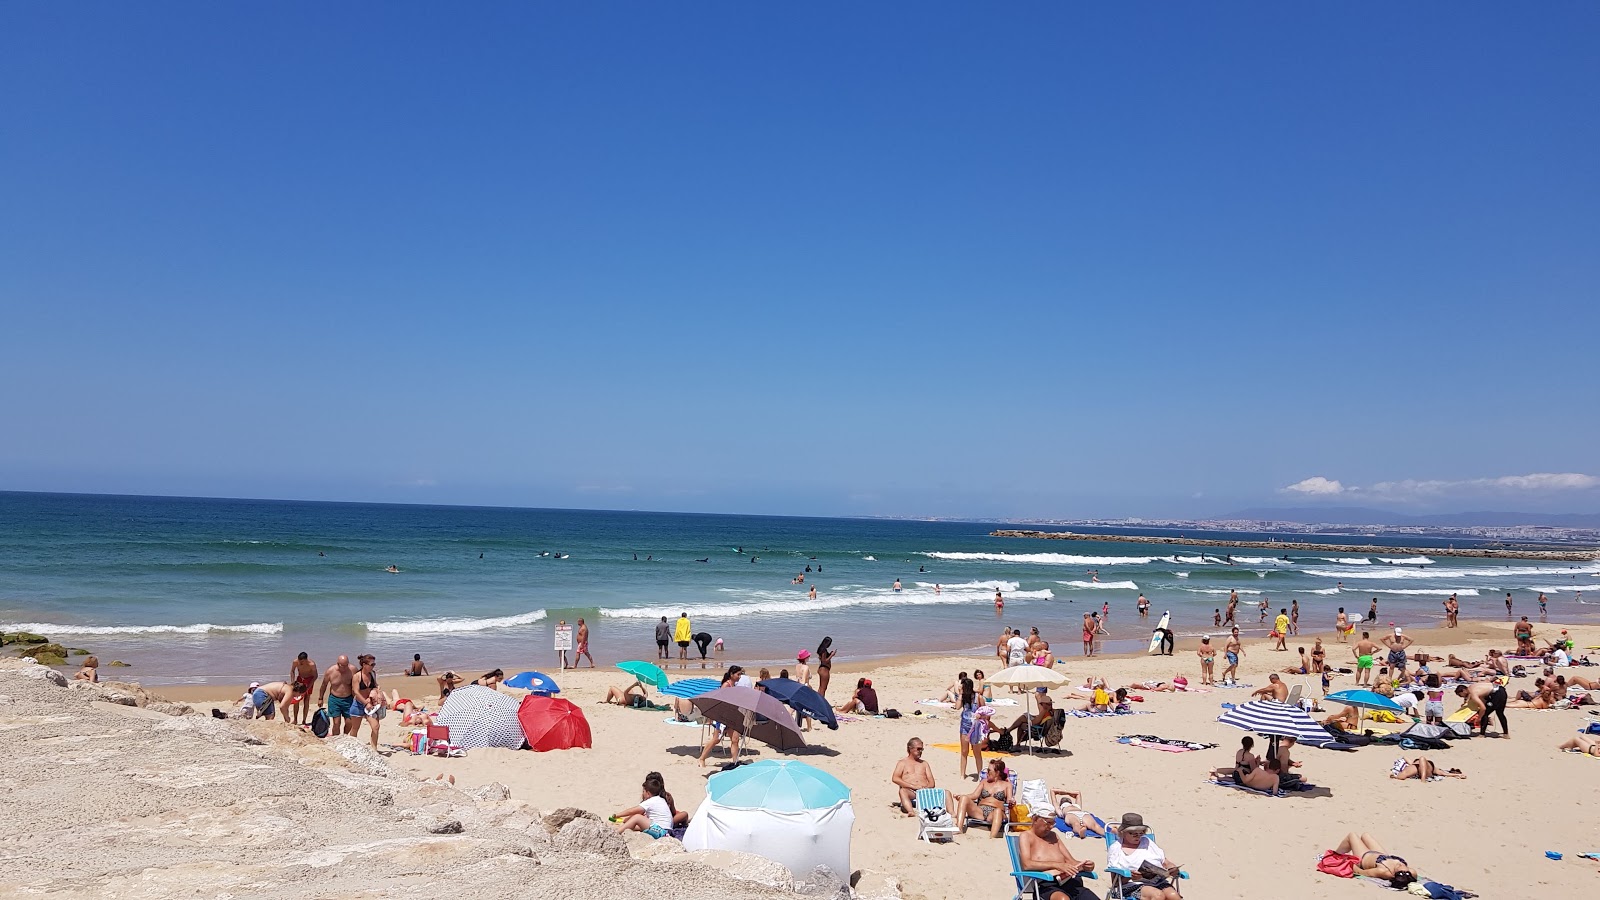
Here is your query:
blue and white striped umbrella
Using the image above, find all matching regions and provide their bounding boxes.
[1216,700,1339,748]
[436,684,526,750]
[661,677,720,699]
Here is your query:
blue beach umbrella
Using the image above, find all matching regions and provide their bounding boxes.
[616,660,670,691]
[504,671,560,694]
[708,759,850,812]
[758,677,839,730]
[662,677,720,699]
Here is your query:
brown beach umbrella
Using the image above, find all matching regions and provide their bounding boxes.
[691,685,806,755]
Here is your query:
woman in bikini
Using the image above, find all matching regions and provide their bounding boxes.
[1389,756,1466,781]
[956,759,1012,838]
[814,637,835,699]
[1197,637,1216,685]
[1310,639,1326,673]
[1332,833,1419,890]
[1557,734,1600,757]
[1050,788,1104,837]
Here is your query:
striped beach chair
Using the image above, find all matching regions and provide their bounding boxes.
[1005,833,1096,900]
[914,788,957,843]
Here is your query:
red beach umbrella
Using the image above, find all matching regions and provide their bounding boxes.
[518,694,592,752]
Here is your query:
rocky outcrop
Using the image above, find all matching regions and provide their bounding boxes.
[557,817,631,858]
[991,529,1600,561]
[679,849,797,891]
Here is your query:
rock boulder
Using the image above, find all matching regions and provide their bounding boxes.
[555,818,630,858]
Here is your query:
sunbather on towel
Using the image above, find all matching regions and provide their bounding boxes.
[603,681,649,707]
[1331,833,1419,890]
[1389,756,1466,781]
[1049,788,1104,837]
[1557,734,1600,757]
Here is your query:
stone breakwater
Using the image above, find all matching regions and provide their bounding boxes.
[0,657,899,900]
[990,530,1600,562]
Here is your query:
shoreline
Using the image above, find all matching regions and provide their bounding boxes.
[991,529,1600,560]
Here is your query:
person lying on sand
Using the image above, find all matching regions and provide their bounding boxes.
[890,737,936,818]
[1333,833,1419,890]
[1017,810,1096,900]
[1389,756,1465,781]
[1555,673,1600,691]
[603,681,649,707]
[1122,677,1184,693]
[1557,734,1600,757]
[473,669,504,690]
[1050,788,1105,837]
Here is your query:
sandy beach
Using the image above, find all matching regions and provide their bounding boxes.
[115,617,1600,899]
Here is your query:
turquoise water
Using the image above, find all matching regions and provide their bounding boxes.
[2,492,1596,684]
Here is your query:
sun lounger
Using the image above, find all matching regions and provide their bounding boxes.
[915,788,958,843]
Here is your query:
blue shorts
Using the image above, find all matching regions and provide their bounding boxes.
[251,689,275,717]
[349,698,369,718]
[327,694,354,718]
[1225,652,1239,666]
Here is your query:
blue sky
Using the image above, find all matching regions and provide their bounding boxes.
[2,5,1597,519]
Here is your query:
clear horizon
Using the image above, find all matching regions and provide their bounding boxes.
[3,6,1597,519]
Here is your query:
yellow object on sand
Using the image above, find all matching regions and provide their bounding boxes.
[930,742,1018,758]
[1445,707,1474,723]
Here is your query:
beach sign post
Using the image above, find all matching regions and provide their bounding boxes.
[554,622,572,670]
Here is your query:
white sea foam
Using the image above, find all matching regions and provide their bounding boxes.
[1303,563,1600,580]
[1305,588,1341,595]
[1379,556,1435,565]
[1057,580,1140,590]
[1231,556,1293,566]
[1174,556,1213,565]
[363,609,547,634]
[923,552,1156,566]
[600,584,1054,620]
[1369,588,1480,596]
[1321,557,1373,565]
[0,621,282,636]
[1180,588,1266,596]
[863,556,877,561]
[1174,572,1190,578]
[912,580,1020,592]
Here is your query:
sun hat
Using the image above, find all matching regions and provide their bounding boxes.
[797,649,810,660]
[1118,812,1147,832]
[248,682,260,691]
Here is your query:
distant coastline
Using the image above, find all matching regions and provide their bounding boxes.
[991,529,1600,561]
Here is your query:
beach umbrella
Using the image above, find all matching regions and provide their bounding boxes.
[692,685,805,756]
[709,759,850,811]
[616,660,669,691]
[661,677,721,699]
[1325,688,1405,732]
[517,694,592,752]
[758,677,839,730]
[1217,700,1340,751]
[435,684,526,750]
[988,665,1068,688]
[504,671,560,694]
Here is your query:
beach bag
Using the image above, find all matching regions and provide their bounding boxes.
[919,801,953,830]
[310,709,331,739]
[1316,850,1359,878]
[1043,714,1064,747]
[1017,779,1051,815]
[990,731,1014,752]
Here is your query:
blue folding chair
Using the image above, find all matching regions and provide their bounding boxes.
[1006,832,1097,900]
[1101,829,1189,899]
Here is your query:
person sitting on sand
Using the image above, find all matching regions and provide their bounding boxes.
[73,655,99,683]
[1557,734,1600,757]
[1320,705,1361,730]
[1106,813,1184,900]
[1389,756,1465,781]
[956,759,1012,838]
[1051,788,1105,838]
[1283,648,1311,675]
[435,670,463,698]
[408,654,428,676]
[1018,808,1097,900]
[891,738,937,818]
[834,677,879,715]
[1252,674,1289,702]
[938,670,970,705]
[1232,752,1284,792]
[603,681,650,707]
[474,669,504,690]
[1331,833,1419,890]
[610,773,675,838]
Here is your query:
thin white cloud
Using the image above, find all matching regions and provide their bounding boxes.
[1282,476,1346,495]
[1281,472,1598,499]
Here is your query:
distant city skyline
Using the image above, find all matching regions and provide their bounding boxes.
[3,7,1596,520]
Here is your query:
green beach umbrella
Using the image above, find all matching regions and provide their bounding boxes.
[615,660,669,691]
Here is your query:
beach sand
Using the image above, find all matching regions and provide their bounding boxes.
[86,619,1600,898]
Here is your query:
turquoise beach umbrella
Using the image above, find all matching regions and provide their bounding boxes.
[1324,689,1404,714]
[708,760,851,812]
[615,660,669,691]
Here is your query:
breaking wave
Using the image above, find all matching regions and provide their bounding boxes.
[0,621,282,636]
[602,584,1054,620]
[363,609,547,634]
[1057,580,1140,590]
[923,552,1155,566]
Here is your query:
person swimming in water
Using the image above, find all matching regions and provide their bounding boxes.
[385,565,400,573]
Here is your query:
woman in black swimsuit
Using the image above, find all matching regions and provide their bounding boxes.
[1334,833,1417,889]
[815,637,835,698]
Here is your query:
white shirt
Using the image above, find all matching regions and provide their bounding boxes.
[640,795,672,829]
[1107,834,1166,875]
[1552,649,1571,667]
[1007,635,1029,665]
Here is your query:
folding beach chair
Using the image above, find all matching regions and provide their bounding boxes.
[1102,828,1190,899]
[914,788,958,843]
[424,724,452,756]
[1006,832,1096,900]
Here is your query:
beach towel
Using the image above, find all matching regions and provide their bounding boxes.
[1217,683,1255,689]
[1068,709,1151,718]
[989,698,1020,706]
[929,741,1018,758]
[661,716,701,727]
[916,699,953,708]
[1116,735,1216,752]
[1206,776,1316,796]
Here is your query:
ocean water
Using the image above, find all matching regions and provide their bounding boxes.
[2,492,1597,685]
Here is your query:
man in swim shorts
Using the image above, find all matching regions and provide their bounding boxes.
[1381,628,1414,680]
[317,654,356,736]
[287,651,318,725]
[1222,628,1243,685]
[1352,632,1380,687]
[247,681,292,720]
[674,612,692,661]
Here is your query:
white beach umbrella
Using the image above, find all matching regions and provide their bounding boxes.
[988,665,1068,688]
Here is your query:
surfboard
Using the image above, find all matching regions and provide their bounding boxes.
[1147,611,1171,654]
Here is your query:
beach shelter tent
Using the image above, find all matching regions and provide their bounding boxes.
[518,694,592,751]
[682,760,854,880]
[435,685,526,749]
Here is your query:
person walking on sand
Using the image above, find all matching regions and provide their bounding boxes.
[1222,628,1244,684]
[1368,597,1379,623]
[1381,628,1414,680]
[346,654,382,742]
[1289,599,1299,635]
[795,649,812,688]
[1353,632,1380,687]
[655,616,671,660]
[317,654,357,737]
[575,618,594,668]
[288,651,318,725]
[1273,609,1290,651]
[1336,607,1350,643]
[891,737,936,818]
[674,612,692,661]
